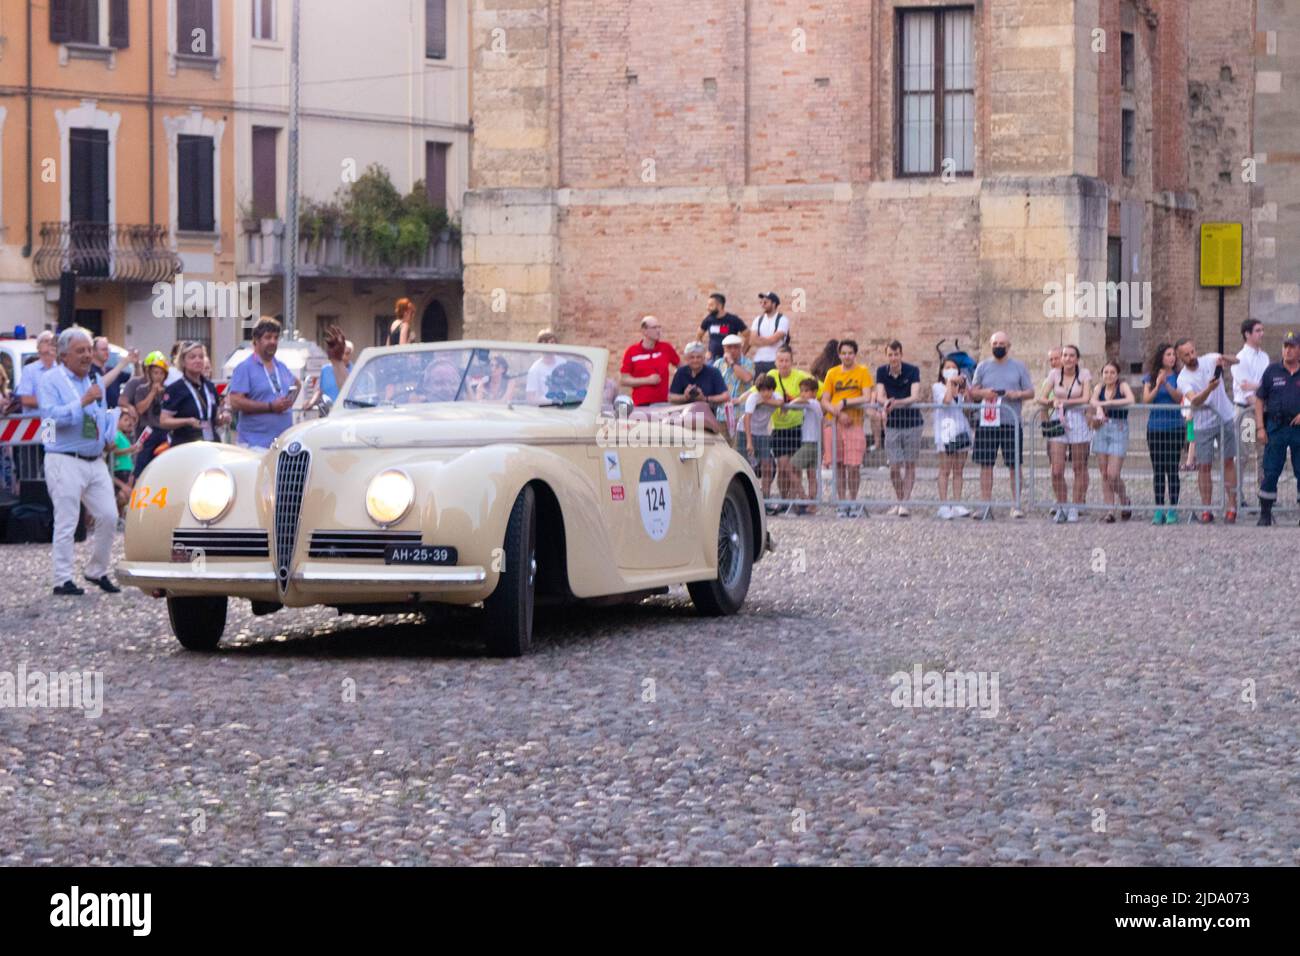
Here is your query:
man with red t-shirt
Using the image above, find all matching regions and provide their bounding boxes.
[620,316,681,406]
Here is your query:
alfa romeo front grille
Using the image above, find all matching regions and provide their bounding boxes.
[273,446,311,590]
[172,529,269,558]
[308,530,421,559]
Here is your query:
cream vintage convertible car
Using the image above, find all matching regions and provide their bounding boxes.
[118,341,769,656]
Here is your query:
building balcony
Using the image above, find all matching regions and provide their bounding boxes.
[238,219,462,282]
[32,222,183,285]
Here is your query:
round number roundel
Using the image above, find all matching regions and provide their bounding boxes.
[638,458,672,541]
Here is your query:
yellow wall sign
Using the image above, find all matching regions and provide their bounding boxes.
[1200,222,1243,288]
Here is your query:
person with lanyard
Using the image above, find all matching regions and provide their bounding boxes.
[1254,331,1300,526]
[36,327,122,596]
[161,342,224,446]
[226,317,299,450]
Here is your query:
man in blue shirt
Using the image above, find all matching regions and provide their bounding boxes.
[227,317,299,449]
[37,327,122,596]
[16,330,57,409]
[668,342,729,407]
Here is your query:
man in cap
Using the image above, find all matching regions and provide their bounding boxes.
[713,333,755,432]
[751,292,790,377]
[1254,330,1300,526]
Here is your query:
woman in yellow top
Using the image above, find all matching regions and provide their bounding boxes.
[819,339,875,515]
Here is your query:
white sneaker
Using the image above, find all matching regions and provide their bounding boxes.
[886,505,900,516]
[1053,509,1067,524]
[937,505,953,520]
[1067,508,1080,523]
[897,506,910,518]
[952,505,971,518]
[1010,508,1025,519]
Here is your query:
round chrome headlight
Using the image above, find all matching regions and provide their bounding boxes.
[188,467,235,523]
[365,469,414,526]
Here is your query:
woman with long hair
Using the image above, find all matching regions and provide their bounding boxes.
[475,354,517,402]
[387,298,416,346]
[1089,361,1135,522]
[810,338,840,380]
[1141,341,1186,524]
[1039,344,1092,522]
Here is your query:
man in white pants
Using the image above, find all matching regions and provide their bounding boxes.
[37,327,122,596]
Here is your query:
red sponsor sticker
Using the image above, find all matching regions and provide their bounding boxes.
[611,484,625,501]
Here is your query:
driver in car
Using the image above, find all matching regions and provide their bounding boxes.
[415,360,464,403]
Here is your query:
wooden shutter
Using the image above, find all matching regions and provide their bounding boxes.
[178,0,213,54]
[252,127,278,218]
[109,0,130,48]
[425,0,446,59]
[70,129,110,223]
[50,0,72,43]
[178,135,215,232]
[425,142,448,208]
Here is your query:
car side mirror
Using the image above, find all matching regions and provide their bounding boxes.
[318,395,333,417]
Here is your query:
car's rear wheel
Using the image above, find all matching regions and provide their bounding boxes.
[484,485,537,657]
[688,480,754,616]
[167,595,228,651]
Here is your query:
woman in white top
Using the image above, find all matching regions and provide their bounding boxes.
[932,358,972,519]
[1088,361,1136,522]
[1038,344,1093,522]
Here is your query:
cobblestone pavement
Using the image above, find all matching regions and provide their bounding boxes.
[1,514,1298,866]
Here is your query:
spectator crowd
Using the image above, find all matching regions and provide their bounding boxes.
[4,291,1300,597]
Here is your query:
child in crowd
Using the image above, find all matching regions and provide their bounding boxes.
[112,406,143,527]
[744,375,781,512]
[787,377,825,514]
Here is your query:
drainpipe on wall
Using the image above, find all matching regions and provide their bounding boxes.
[22,0,33,257]
[148,0,156,227]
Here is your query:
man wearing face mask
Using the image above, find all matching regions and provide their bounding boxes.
[970,332,1034,518]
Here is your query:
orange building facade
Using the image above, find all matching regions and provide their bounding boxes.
[0,0,238,358]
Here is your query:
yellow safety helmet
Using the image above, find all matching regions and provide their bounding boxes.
[143,351,169,370]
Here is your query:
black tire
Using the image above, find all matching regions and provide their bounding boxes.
[167,595,228,651]
[688,480,754,616]
[484,485,537,657]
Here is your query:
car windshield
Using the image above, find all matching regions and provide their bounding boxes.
[342,348,595,409]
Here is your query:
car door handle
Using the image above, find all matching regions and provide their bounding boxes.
[679,448,702,461]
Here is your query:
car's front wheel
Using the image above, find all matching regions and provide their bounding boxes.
[167,595,228,651]
[688,480,754,616]
[483,485,537,657]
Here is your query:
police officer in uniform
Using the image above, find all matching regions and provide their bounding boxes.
[1254,330,1300,526]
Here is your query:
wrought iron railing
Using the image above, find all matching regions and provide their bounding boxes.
[240,219,461,280]
[33,222,184,284]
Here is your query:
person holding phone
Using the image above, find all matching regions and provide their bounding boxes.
[1175,338,1240,523]
[226,317,300,450]
[669,342,729,407]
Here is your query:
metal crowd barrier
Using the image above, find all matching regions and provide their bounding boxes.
[1022,403,1290,516]
[753,401,1024,515]
[744,397,1289,518]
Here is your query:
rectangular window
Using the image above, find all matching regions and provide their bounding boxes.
[252,0,275,41]
[69,128,110,224]
[425,142,449,208]
[177,0,215,57]
[69,0,99,45]
[898,7,975,176]
[1121,109,1136,177]
[1120,32,1135,92]
[178,134,216,232]
[252,126,279,219]
[425,0,447,60]
[176,314,212,356]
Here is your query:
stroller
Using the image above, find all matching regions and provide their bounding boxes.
[934,338,978,380]
[935,338,981,430]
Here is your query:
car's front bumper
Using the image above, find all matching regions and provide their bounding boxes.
[116,560,490,606]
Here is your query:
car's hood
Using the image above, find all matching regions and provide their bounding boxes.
[274,403,595,452]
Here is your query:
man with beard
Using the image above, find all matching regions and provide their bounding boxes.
[696,293,749,360]
[226,317,300,449]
